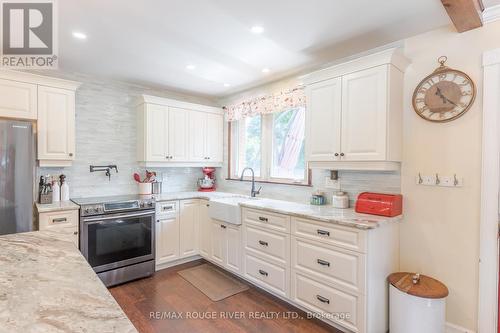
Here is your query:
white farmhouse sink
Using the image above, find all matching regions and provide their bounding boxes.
[208,196,258,225]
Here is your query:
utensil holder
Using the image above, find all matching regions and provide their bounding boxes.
[138,183,152,195]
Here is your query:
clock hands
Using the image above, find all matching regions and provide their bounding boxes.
[435,87,458,107]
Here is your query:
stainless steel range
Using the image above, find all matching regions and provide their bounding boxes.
[72,195,156,287]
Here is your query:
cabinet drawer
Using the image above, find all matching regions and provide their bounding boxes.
[245,253,288,297]
[156,201,178,218]
[244,225,289,265]
[292,237,365,295]
[292,217,366,253]
[292,271,363,333]
[243,208,290,233]
[39,210,78,229]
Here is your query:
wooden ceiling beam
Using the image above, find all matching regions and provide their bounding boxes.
[440,0,484,32]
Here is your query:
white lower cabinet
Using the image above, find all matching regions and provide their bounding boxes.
[198,200,211,258]
[179,200,199,257]
[38,209,79,247]
[156,203,180,265]
[156,203,398,333]
[225,224,242,273]
[209,218,242,274]
[210,219,226,265]
[241,207,399,333]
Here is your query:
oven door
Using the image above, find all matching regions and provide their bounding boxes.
[81,210,155,273]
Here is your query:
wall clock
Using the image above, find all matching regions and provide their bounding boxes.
[412,56,476,122]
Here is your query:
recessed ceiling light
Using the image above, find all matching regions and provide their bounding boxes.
[186,64,196,70]
[262,68,270,73]
[250,25,264,34]
[223,83,230,87]
[72,31,87,40]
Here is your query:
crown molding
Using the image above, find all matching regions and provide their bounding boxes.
[482,4,500,24]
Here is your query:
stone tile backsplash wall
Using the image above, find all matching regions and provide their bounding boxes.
[38,71,401,202]
[37,72,215,198]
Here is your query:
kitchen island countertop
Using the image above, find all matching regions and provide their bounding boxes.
[0,230,137,333]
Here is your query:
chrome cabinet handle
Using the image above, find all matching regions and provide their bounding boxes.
[258,216,268,222]
[317,229,330,236]
[317,259,330,267]
[258,269,268,277]
[258,240,268,246]
[316,295,330,304]
[52,218,67,223]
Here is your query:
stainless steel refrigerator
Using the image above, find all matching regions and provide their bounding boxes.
[0,119,35,235]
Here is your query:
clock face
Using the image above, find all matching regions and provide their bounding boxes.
[412,69,475,122]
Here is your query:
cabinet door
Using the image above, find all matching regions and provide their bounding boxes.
[188,110,207,162]
[305,78,342,161]
[146,104,169,162]
[0,79,37,120]
[210,219,225,265]
[168,107,189,161]
[156,216,179,264]
[198,200,211,258]
[37,86,75,161]
[179,200,199,257]
[205,113,223,162]
[225,224,241,273]
[341,66,388,161]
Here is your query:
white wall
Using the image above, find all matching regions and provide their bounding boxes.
[400,20,500,331]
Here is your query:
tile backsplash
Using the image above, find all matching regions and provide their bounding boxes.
[37,71,401,202]
[37,72,214,198]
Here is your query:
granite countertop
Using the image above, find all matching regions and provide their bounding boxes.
[0,231,137,333]
[35,201,80,213]
[239,198,401,230]
[154,191,399,229]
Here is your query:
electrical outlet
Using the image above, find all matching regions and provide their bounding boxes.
[325,177,340,189]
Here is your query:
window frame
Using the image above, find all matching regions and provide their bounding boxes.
[227,111,310,186]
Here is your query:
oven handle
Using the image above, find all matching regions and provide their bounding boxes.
[82,211,154,223]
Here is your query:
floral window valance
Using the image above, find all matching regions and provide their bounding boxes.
[223,87,306,122]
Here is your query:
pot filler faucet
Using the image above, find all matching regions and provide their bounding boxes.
[239,167,261,197]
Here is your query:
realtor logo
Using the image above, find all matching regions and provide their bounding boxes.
[1,0,58,68]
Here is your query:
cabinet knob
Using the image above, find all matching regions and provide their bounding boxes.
[69,153,73,157]
[340,153,345,157]
[334,153,339,157]
[73,231,78,235]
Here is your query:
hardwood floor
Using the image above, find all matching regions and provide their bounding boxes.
[109,260,341,333]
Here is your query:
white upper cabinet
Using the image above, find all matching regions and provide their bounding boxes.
[205,113,223,162]
[0,71,80,167]
[0,79,37,120]
[38,86,76,165]
[305,77,342,162]
[137,95,223,167]
[188,110,207,162]
[145,104,168,161]
[303,48,409,171]
[341,66,387,161]
[168,107,189,161]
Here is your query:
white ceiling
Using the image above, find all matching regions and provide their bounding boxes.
[59,1,459,97]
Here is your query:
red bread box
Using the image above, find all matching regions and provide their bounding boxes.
[355,192,403,217]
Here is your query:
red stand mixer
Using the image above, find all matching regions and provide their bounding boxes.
[198,167,216,192]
